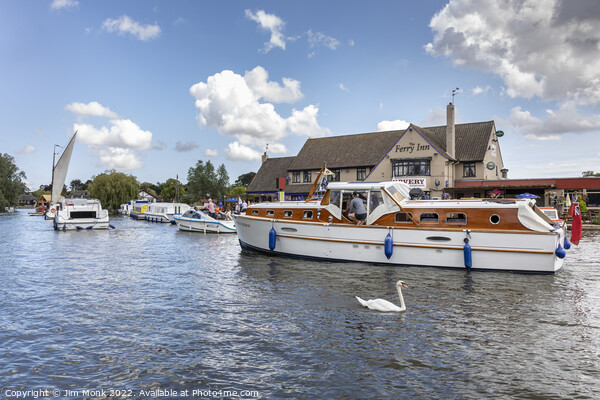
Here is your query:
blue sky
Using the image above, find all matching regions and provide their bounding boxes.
[2,0,599,191]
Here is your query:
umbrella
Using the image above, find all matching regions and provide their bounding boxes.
[226,198,238,201]
[516,193,540,199]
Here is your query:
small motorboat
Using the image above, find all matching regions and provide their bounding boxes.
[173,209,236,233]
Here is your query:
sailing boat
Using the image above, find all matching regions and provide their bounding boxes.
[45,132,77,220]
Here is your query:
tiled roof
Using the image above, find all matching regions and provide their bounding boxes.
[425,121,495,161]
[288,130,403,170]
[247,156,295,194]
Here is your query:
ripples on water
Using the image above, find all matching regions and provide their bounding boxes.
[1,210,599,399]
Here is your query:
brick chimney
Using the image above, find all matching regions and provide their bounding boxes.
[446,102,455,159]
[262,151,268,164]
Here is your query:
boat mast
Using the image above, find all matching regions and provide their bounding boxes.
[51,144,62,203]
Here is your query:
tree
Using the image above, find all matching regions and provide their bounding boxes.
[215,163,230,200]
[0,153,27,210]
[582,171,600,177]
[139,182,158,198]
[187,160,217,203]
[88,170,139,211]
[70,179,86,191]
[234,172,256,187]
[160,178,185,201]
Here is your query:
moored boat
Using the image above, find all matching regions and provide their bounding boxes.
[130,201,149,220]
[53,198,110,230]
[173,209,236,233]
[45,132,77,220]
[233,180,570,273]
[145,202,191,223]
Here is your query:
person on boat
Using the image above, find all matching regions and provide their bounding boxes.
[207,198,216,218]
[346,191,367,225]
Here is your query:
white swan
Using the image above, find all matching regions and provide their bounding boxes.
[356,280,408,312]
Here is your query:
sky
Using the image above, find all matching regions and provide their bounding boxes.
[2,0,600,191]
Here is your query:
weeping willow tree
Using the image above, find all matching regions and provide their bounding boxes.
[88,170,139,211]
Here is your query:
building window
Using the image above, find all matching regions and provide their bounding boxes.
[329,169,341,182]
[303,171,312,183]
[357,168,366,181]
[292,171,300,183]
[463,162,476,177]
[392,159,430,176]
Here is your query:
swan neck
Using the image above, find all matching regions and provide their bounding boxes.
[397,285,406,311]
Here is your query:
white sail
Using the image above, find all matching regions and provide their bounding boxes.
[51,132,77,204]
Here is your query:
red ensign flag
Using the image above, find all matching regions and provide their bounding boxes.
[568,195,582,245]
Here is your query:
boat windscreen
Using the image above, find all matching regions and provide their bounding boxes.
[386,185,405,203]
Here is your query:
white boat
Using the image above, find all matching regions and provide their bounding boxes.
[118,199,148,216]
[130,201,149,220]
[53,198,111,230]
[233,178,570,273]
[145,202,191,223]
[173,209,236,233]
[45,132,77,220]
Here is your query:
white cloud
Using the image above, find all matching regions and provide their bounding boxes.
[175,141,199,152]
[102,15,161,41]
[245,9,286,52]
[225,141,262,161]
[93,146,143,171]
[502,101,600,138]
[426,0,600,105]
[287,105,330,137]
[377,120,410,132]
[473,85,491,95]
[307,30,340,50]
[204,148,218,157]
[16,145,36,154]
[50,0,78,10]
[189,67,329,160]
[338,83,350,92]
[67,102,154,171]
[65,101,119,118]
[244,66,303,103]
[75,119,153,150]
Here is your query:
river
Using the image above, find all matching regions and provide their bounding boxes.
[1,210,599,399]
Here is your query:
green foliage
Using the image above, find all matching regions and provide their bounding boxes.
[582,171,600,177]
[186,160,230,203]
[0,153,27,210]
[160,178,185,201]
[229,186,246,197]
[592,213,600,225]
[234,172,256,187]
[139,182,158,198]
[88,170,139,211]
[69,179,87,191]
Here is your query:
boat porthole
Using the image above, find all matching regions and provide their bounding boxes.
[490,214,501,224]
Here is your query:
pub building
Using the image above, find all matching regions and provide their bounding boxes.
[247,103,600,214]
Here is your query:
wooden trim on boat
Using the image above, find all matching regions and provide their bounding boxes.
[234,214,555,235]
[275,233,554,255]
[381,186,420,226]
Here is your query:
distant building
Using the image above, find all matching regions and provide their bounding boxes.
[138,190,156,203]
[19,193,36,205]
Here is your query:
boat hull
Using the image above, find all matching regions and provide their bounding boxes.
[53,218,110,230]
[234,215,565,273]
[174,216,236,233]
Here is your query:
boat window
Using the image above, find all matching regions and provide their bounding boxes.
[420,213,439,223]
[283,210,293,218]
[266,210,275,217]
[182,210,194,218]
[303,210,313,219]
[395,212,413,223]
[252,209,259,215]
[490,214,501,224]
[369,191,384,215]
[328,190,341,209]
[446,212,467,224]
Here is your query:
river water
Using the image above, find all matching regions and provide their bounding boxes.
[1,210,599,399]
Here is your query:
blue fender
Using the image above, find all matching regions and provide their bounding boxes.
[384,233,393,259]
[563,237,571,250]
[463,239,472,271]
[269,228,277,250]
[555,243,566,259]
